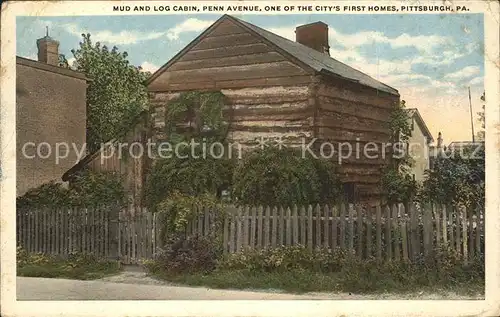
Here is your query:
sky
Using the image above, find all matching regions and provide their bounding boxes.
[16,14,485,144]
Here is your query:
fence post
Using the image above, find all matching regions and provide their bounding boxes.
[375,204,382,261]
[392,204,400,262]
[468,206,474,260]
[356,204,363,259]
[108,203,121,264]
[366,206,372,258]
[339,202,346,250]
[401,203,409,263]
[307,205,313,250]
[384,205,392,261]
[422,202,432,260]
[409,200,418,262]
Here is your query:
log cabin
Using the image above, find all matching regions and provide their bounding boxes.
[63,14,400,206]
[146,14,400,203]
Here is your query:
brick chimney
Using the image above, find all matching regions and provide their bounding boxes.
[295,22,330,55]
[37,26,59,66]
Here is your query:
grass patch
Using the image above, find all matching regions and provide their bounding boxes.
[144,244,485,296]
[147,268,484,296]
[17,247,121,280]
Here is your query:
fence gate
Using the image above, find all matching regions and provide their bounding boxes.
[117,210,165,264]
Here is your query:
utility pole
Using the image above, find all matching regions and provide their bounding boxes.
[468,86,475,142]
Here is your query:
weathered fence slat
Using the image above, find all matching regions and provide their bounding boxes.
[455,206,461,257]
[348,204,354,252]
[271,207,277,248]
[287,207,293,246]
[293,205,299,245]
[223,211,229,254]
[462,207,468,264]
[339,203,346,250]
[393,204,400,262]
[331,205,338,249]
[385,206,392,261]
[264,206,271,249]
[375,204,382,261]
[300,206,306,246]
[323,205,330,249]
[314,205,320,249]
[434,204,441,248]
[307,205,313,250]
[401,205,409,263]
[356,205,363,259]
[365,206,372,258]
[409,202,418,262]
[244,206,250,249]
[468,207,474,260]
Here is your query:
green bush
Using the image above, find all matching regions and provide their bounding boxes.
[144,150,234,211]
[147,234,222,276]
[218,245,352,273]
[155,191,226,245]
[232,146,342,207]
[16,246,121,280]
[16,170,126,209]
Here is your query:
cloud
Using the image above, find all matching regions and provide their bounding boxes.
[329,29,451,53]
[140,61,160,73]
[63,23,164,45]
[166,18,215,40]
[60,18,215,45]
[444,66,481,80]
[469,76,483,86]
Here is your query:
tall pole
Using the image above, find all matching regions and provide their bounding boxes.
[468,86,475,143]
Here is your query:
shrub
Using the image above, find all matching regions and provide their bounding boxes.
[16,170,126,209]
[149,234,222,276]
[232,146,342,207]
[144,151,234,211]
[217,245,352,273]
[155,191,225,245]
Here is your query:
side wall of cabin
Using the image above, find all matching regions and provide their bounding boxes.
[315,76,400,202]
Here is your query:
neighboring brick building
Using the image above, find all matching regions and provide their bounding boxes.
[16,33,89,196]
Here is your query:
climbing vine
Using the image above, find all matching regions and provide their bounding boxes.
[381,100,418,203]
[164,91,229,142]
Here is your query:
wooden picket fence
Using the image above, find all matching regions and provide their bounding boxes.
[16,207,165,264]
[187,203,484,263]
[16,202,484,265]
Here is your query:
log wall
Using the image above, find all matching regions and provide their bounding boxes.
[316,75,400,201]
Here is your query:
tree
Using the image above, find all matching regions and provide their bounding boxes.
[476,91,485,141]
[61,34,150,152]
[380,100,418,203]
[419,145,484,210]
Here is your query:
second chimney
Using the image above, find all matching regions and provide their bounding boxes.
[36,28,60,66]
[295,22,330,55]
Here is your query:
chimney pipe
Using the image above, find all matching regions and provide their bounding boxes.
[36,27,60,66]
[295,22,330,55]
